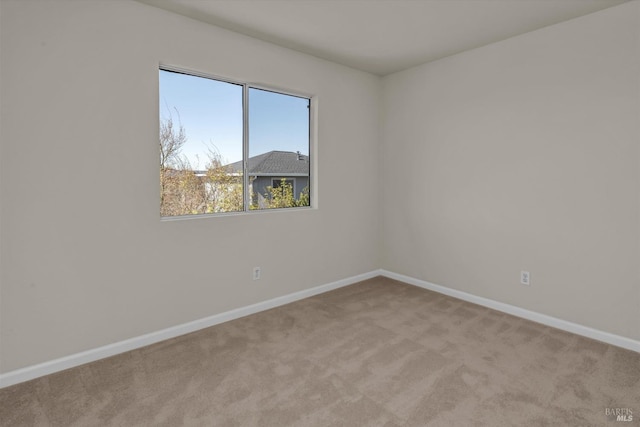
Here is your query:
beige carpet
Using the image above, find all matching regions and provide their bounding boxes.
[1,276,639,426]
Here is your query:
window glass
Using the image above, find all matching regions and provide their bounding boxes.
[249,88,310,210]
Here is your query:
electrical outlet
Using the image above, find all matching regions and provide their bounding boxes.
[253,267,261,281]
[520,271,530,286]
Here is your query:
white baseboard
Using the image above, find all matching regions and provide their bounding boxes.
[3,269,637,388]
[380,269,640,354]
[0,270,381,389]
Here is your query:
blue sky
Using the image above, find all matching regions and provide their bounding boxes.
[159,70,309,168]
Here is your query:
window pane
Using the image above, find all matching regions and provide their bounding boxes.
[248,88,310,210]
[159,70,243,216]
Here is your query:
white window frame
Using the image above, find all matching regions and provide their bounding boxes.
[159,65,315,219]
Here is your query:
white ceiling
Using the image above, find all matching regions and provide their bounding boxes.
[138,0,629,76]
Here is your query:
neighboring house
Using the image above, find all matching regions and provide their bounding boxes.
[226,150,310,206]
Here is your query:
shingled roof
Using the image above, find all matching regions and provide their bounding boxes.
[226,151,309,176]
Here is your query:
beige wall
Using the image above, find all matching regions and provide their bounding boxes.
[381,2,640,340]
[0,0,381,372]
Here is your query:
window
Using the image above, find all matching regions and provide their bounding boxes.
[159,67,311,218]
[272,178,295,190]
